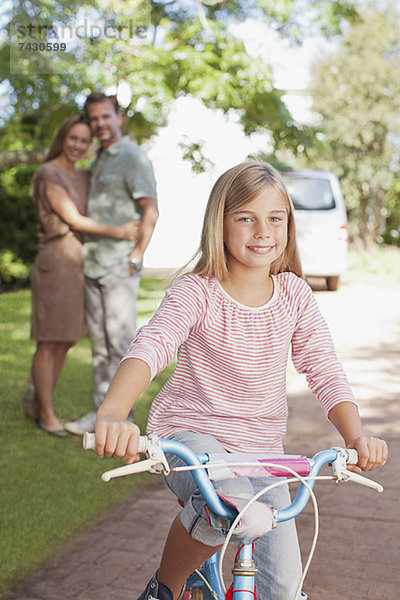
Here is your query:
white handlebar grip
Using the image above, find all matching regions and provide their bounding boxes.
[83,432,96,450]
[346,449,358,465]
[137,436,149,453]
[82,432,149,453]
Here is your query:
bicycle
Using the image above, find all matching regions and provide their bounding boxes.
[83,432,383,600]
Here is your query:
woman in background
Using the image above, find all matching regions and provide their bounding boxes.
[25,114,139,436]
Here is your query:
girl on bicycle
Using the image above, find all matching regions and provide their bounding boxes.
[95,161,387,600]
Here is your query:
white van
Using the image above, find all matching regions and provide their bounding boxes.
[281,170,348,291]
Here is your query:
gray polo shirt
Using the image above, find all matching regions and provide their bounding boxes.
[84,136,157,279]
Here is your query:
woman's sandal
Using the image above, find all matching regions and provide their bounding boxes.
[37,421,68,438]
[22,385,67,437]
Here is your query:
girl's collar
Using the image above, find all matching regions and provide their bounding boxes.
[214,275,278,311]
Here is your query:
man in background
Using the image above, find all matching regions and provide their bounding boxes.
[65,92,158,435]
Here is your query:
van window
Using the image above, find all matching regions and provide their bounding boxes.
[282,176,336,211]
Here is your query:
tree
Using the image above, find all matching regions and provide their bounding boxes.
[0,0,360,281]
[1,0,360,166]
[308,2,400,248]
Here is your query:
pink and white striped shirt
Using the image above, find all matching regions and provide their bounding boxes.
[123,272,356,453]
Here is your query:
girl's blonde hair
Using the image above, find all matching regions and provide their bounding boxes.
[188,160,303,280]
[45,114,91,162]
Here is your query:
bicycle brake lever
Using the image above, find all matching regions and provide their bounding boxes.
[101,435,170,482]
[83,432,170,482]
[339,469,384,493]
[101,437,170,482]
[101,457,167,482]
[330,447,383,493]
[331,447,352,480]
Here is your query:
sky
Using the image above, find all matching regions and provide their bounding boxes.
[135,21,320,269]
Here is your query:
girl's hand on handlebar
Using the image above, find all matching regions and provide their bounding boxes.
[95,418,142,464]
[347,436,388,473]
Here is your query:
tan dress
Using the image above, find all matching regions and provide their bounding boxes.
[31,163,90,342]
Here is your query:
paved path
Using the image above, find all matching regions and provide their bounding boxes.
[8,279,400,600]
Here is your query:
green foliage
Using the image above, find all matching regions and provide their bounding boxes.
[0,0,363,271]
[382,179,400,246]
[179,137,214,174]
[0,276,170,599]
[249,151,296,172]
[1,0,361,154]
[307,2,400,247]
[257,0,360,39]
[0,164,38,282]
[0,250,30,283]
[347,245,400,283]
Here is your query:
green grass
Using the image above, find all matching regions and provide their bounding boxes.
[345,245,400,285]
[0,276,171,599]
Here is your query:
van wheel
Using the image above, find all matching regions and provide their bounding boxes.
[326,276,340,291]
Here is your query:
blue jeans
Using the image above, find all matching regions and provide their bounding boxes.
[164,431,306,600]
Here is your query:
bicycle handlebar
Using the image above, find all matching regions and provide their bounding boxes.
[82,433,383,523]
[84,432,151,453]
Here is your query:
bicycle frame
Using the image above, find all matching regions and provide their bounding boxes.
[185,551,225,600]
[83,433,383,600]
[152,442,381,600]
[140,440,349,600]
[145,441,352,600]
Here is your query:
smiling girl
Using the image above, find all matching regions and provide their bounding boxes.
[94,161,387,600]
